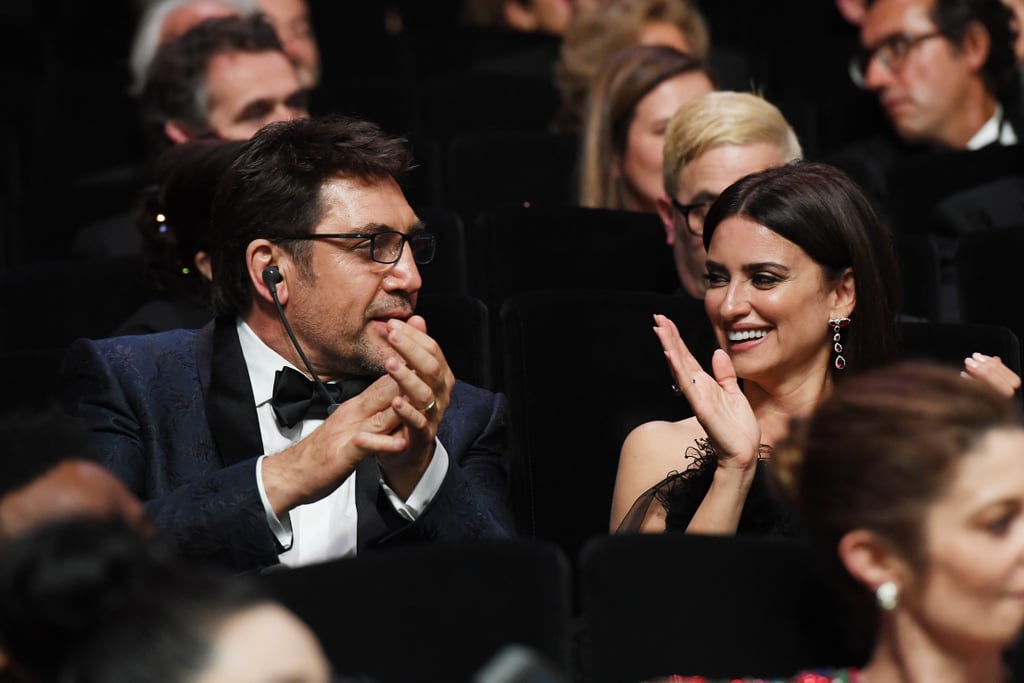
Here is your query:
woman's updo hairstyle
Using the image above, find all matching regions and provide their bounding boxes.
[137,137,246,308]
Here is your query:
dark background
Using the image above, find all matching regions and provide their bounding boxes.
[0,0,880,268]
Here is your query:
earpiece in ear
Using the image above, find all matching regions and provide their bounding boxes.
[262,266,283,288]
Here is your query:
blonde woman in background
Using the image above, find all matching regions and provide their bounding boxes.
[577,44,713,212]
[553,0,710,133]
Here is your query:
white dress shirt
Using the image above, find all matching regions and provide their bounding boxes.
[235,319,449,567]
[966,103,1018,150]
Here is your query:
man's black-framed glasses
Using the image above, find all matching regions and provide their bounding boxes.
[275,231,436,265]
[849,31,946,89]
[671,197,713,237]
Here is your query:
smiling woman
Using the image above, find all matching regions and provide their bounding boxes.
[610,161,901,535]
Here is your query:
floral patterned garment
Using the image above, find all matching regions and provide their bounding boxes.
[647,669,861,683]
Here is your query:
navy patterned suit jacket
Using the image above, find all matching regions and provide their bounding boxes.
[60,317,514,572]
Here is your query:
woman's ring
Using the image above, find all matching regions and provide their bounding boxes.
[670,384,682,396]
[424,398,437,412]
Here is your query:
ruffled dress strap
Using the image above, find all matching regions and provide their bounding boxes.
[615,438,716,534]
[616,438,798,536]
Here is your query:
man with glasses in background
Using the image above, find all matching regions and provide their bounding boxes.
[826,0,1022,322]
[658,91,802,300]
[827,0,1021,212]
[856,0,1019,148]
[60,115,515,573]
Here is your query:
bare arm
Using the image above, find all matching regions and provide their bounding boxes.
[685,459,758,535]
[610,417,758,535]
[610,420,687,533]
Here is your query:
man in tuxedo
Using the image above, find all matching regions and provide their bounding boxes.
[61,115,514,572]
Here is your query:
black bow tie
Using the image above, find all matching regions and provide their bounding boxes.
[270,366,372,429]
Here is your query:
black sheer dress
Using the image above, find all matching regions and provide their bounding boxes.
[616,438,798,535]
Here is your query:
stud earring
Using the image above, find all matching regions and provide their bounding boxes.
[829,317,851,370]
[876,581,899,611]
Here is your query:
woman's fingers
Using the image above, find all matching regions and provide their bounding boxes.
[964,353,1021,398]
[710,348,741,394]
[653,313,706,387]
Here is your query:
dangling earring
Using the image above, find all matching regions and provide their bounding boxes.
[876,581,899,611]
[829,317,851,370]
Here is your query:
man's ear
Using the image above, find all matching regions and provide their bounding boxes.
[831,267,857,320]
[656,194,676,246]
[502,0,539,32]
[246,240,287,305]
[959,20,992,72]
[164,120,195,145]
[194,250,213,281]
[835,0,867,26]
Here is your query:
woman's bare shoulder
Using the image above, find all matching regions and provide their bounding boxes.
[611,415,709,532]
[619,415,707,477]
[623,415,705,452]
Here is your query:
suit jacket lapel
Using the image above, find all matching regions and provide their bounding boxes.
[203,316,264,467]
[356,456,388,550]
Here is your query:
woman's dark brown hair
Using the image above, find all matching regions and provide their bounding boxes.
[703,161,901,377]
[137,137,246,308]
[577,44,709,210]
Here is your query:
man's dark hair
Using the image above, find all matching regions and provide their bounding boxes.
[140,13,285,149]
[209,114,414,317]
[0,403,99,498]
[866,0,1020,106]
[935,0,1020,107]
